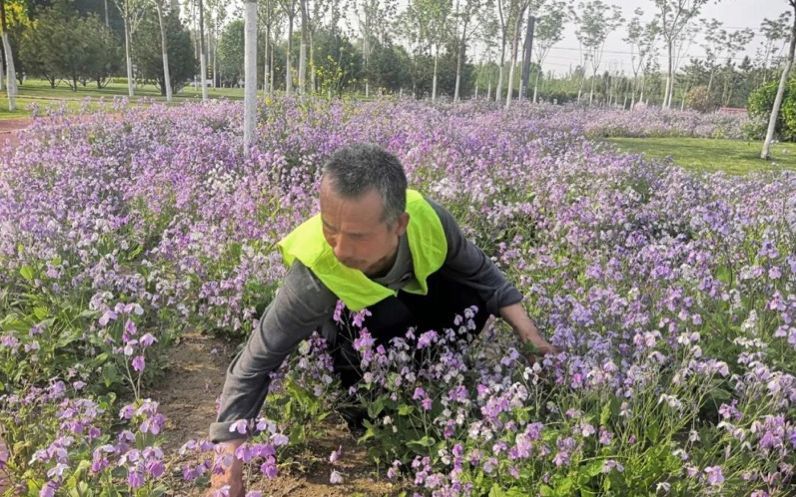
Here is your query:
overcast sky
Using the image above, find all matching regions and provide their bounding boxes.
[541,0,790,75]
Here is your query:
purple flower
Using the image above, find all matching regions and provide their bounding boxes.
[704,466,724,486]
[329,446,342,464]
[229,419,249,435]
[330,469,344,484]
[131,355,146,372]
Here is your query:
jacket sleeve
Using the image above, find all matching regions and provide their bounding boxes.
[209,261,337,442]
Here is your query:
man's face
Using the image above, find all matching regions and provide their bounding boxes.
[319,177,408,276]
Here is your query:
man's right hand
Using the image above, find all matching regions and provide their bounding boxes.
[207,439,245,497]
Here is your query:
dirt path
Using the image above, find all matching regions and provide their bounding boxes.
[154,331,397,496]
[0,118,32,150]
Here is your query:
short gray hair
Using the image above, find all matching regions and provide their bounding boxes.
[322,143,407,223]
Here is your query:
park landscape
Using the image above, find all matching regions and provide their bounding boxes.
[1,0,796,496]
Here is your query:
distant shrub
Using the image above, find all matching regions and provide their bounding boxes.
[747,79,796,141]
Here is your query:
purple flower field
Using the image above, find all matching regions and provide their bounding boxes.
[0,98,793,496]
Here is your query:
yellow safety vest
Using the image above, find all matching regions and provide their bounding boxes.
[278,189,448,311]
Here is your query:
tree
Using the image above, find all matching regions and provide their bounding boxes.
[652,0,710,108]
[258,0,282,94]
[357,0,397,96]
[624,8,657,107]
[452,0,482,101]
[197,0,208,100]
[244,0,257,153]
[153,0,172,101]
[133,5,195,94]
[217,19,244,86]
[278,0,297,94]
[532,0,564,102]
[762,0,796,160]
[571,0,622,105]
[758,11,791,85]
[113,0,146,96]
[19,1,119,90]
[1,0,18,110]
[502,0,538,108]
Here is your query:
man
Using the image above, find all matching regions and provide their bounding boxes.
[208,143,556,495]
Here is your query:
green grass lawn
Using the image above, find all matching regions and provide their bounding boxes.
[0,78,244,119]
[606,136,796,175]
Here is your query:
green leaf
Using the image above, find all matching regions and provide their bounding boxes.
[600,400,612,426]
[407,435,435,448]
[367,395,385,418]
[33,306,50,320]
[19,265,35,281]
[397,403,415,416]
[586,459,604,477]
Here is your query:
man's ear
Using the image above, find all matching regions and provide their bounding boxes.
[395,212,410,237]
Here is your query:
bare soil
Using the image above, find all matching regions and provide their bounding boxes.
[154,331,398,497]
[0,118,32,150]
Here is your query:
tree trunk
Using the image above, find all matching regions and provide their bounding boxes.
[124,19,135,96]
[533,70,540,103]
[286,13,293,95]
[505,20,522,110]
[104,0,110,26]
[198,0,208,100]
[1,29,15,111]
[309,27,315,93]
[244,0,258,154]
[298,0,307,94]
[664,39,674,108]
[639,73,646,106]
[762,2,796,160]
[263,25,270,94]
[454,30,465,102]
[155,1,173,102]
[270,39,275,94]
[0,40,5,92]
[212,24,218,87]
[496,31,506,102]
[432,46,439,102]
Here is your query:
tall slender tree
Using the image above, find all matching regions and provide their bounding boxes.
[762,0,796,160]
[0,0,17,110]
[652,0,710,108]
[452,0,482,101]
[532,0,564,102]
[571,0,622,106]
[198,0,208,99]
[244,0,257,153]
[278,0,297,94]
[153,0,173,101]
[113,0,146,96]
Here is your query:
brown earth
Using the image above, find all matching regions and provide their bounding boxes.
[0,118,32,150]
[153,331,398,497]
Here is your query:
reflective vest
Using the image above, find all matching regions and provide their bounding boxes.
[278,189,448,311]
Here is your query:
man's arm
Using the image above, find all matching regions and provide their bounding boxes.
[210,261,337,442]
[208,262,336,496]
[499,302,557,356]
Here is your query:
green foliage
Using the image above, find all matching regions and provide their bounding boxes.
[747,79,796,141]
[19,0,120,90]
[217,19,245,87]
[685,85,717,113]
[132,7,196,95]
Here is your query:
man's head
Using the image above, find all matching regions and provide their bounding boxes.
[319,143,409,276]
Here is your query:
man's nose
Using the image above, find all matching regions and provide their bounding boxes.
[333,236,354,260]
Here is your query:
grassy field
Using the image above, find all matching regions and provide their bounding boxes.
[0,78,245,119]
[606,136,796,175]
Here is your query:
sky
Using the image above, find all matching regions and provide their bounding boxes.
[541,0,791,76]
